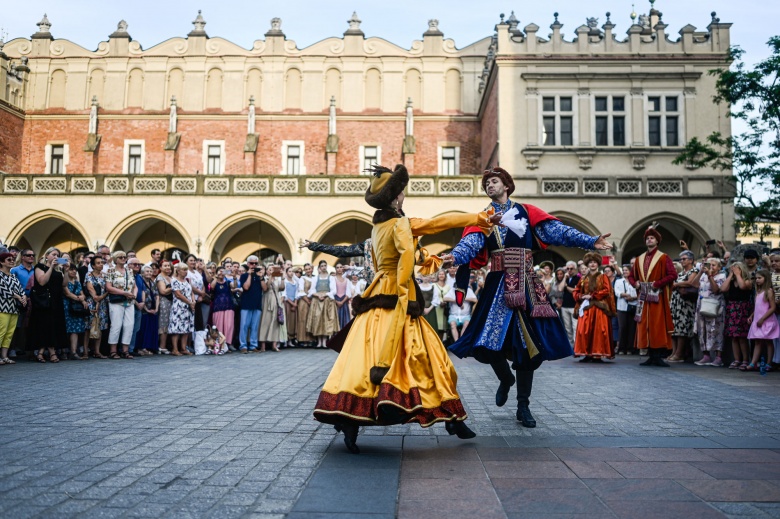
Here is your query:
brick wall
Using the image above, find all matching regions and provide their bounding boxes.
[0,102,25,173]
[480,80,498,170]
[18,112,482,176]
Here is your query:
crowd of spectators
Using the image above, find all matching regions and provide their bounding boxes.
[0,239,778,373]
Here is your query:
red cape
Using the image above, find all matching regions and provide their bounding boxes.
[462,203,559,270]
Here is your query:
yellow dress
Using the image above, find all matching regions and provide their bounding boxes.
[313,212,491,427]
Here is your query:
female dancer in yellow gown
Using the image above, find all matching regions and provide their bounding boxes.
[313,164,496,453]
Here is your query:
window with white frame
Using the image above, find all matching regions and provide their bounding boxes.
[542,96,574,146]
[359,145,381,174]
[594,95,627,146]
[647,95,680,147]
[281,141,306,175]
[122,140,145,174]
[202,140,226,175]
[438,145,460,176]
[44,143,69,174]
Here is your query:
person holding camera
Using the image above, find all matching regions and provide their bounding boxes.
[105,251,138,360]
[29,247,69,363]
[238,256,266,353]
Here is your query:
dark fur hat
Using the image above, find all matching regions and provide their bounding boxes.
[482,167,515,196]
[582,252,603,267]
[644,226,662,244]
[364,164,409,210]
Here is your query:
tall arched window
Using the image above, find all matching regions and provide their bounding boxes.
[205,68,223,109]
[49,70,66,108]
[324,68,341,108]
[445,69,462,111]
[405,69,421,110]
[365,69,381,109]
[285,69,302,109]
[246,69,262,107]
[126,69,144,107]
[87,69,105,108]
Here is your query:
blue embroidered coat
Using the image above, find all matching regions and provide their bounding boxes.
[449,200,597,370]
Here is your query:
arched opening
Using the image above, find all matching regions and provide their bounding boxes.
[285,68,302,110]
[9,216,89,258]
[621,214,709,264]
[311,218,372,267]
[208,215,294,265]
[110,218,189,262]
[548,212,601,264]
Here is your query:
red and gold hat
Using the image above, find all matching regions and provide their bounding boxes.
[644,226,662,243]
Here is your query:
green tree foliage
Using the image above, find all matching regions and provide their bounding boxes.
[673,37,780,233]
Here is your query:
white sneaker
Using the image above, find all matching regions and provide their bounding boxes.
[694,356,711,366]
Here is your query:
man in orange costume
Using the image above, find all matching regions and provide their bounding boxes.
[573,252,616,362]
[627,227,675,367]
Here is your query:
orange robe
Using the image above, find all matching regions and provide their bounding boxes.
[573,273,615,358]
[630,249,674,349]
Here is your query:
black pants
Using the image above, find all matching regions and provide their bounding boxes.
[474,347,534,407]
[617,307,637,353]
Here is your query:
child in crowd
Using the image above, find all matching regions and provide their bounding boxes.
[747,270,779,371]
[441,284,477,342]
[205,325,227,355]
[770,252,780,365]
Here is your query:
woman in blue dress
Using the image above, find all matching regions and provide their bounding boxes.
[63,264,89,359]
[136,265,161,354]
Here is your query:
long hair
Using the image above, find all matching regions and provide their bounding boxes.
[755,269,773,301]
[39,247,61,266]
[731,261,750,281]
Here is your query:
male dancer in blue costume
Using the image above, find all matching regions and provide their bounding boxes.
[442,168,613,427]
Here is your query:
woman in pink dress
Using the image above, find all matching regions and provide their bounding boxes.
[746,270,779,371]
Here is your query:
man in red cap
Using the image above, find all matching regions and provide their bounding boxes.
[443,167,613,428]
[627,226,676,366]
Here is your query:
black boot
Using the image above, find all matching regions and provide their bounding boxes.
[516,405,536,428]
[639,350,655,366]
[653,351,670,367]
[342,424,360,454]
[491,358,515,407]
[445,420,477,439]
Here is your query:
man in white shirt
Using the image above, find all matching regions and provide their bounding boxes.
[613,266,638,354]
[445,265,458,288]
[441,285,477,342]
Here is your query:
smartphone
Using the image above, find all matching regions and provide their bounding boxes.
[56,258,69,265]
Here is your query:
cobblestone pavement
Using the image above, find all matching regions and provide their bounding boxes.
[1,350,779,518]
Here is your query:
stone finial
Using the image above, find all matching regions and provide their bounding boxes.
[37,14,52,33]
[91,95,99,107]
[603,12,615,30]
[711,11,720,23]
[170,95,177,107]
[507,11,520,32]
[193,10,206,31]
[249,95,255,106]
[630,4,637,23]
[344,12,364,36]
[330,95,336,108]
[32,13,54,39]
[109,19,131,39]
[424,19,443,36]
[266,17,284,37]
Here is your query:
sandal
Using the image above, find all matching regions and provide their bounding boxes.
[728,361,740,369]
[49,354,60,363]
[745,363,758,372]
[3,358,15,365]
[120,352,134,359]
[739,362,749,371]
[92,352,107,359]
[36,354,46,363]
[109,352,121,359]
[171,351,182,356]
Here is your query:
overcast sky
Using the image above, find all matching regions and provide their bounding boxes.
[2,1,777,66]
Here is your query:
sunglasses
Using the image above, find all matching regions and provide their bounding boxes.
[248,262,258,265]
[22,253,35,257]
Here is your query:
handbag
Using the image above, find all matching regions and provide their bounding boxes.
[679,286,699,303]
[70,299,91,317]
[699,297,722,318]
[277,306,285,324]
[108,268,130,304]
[89,312,102,340]
[31,287,51,309]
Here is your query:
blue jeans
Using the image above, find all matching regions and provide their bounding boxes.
[129,307,143,352]
[240,309,261,350]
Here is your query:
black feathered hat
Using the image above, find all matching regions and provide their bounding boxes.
[364,164,409,209]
